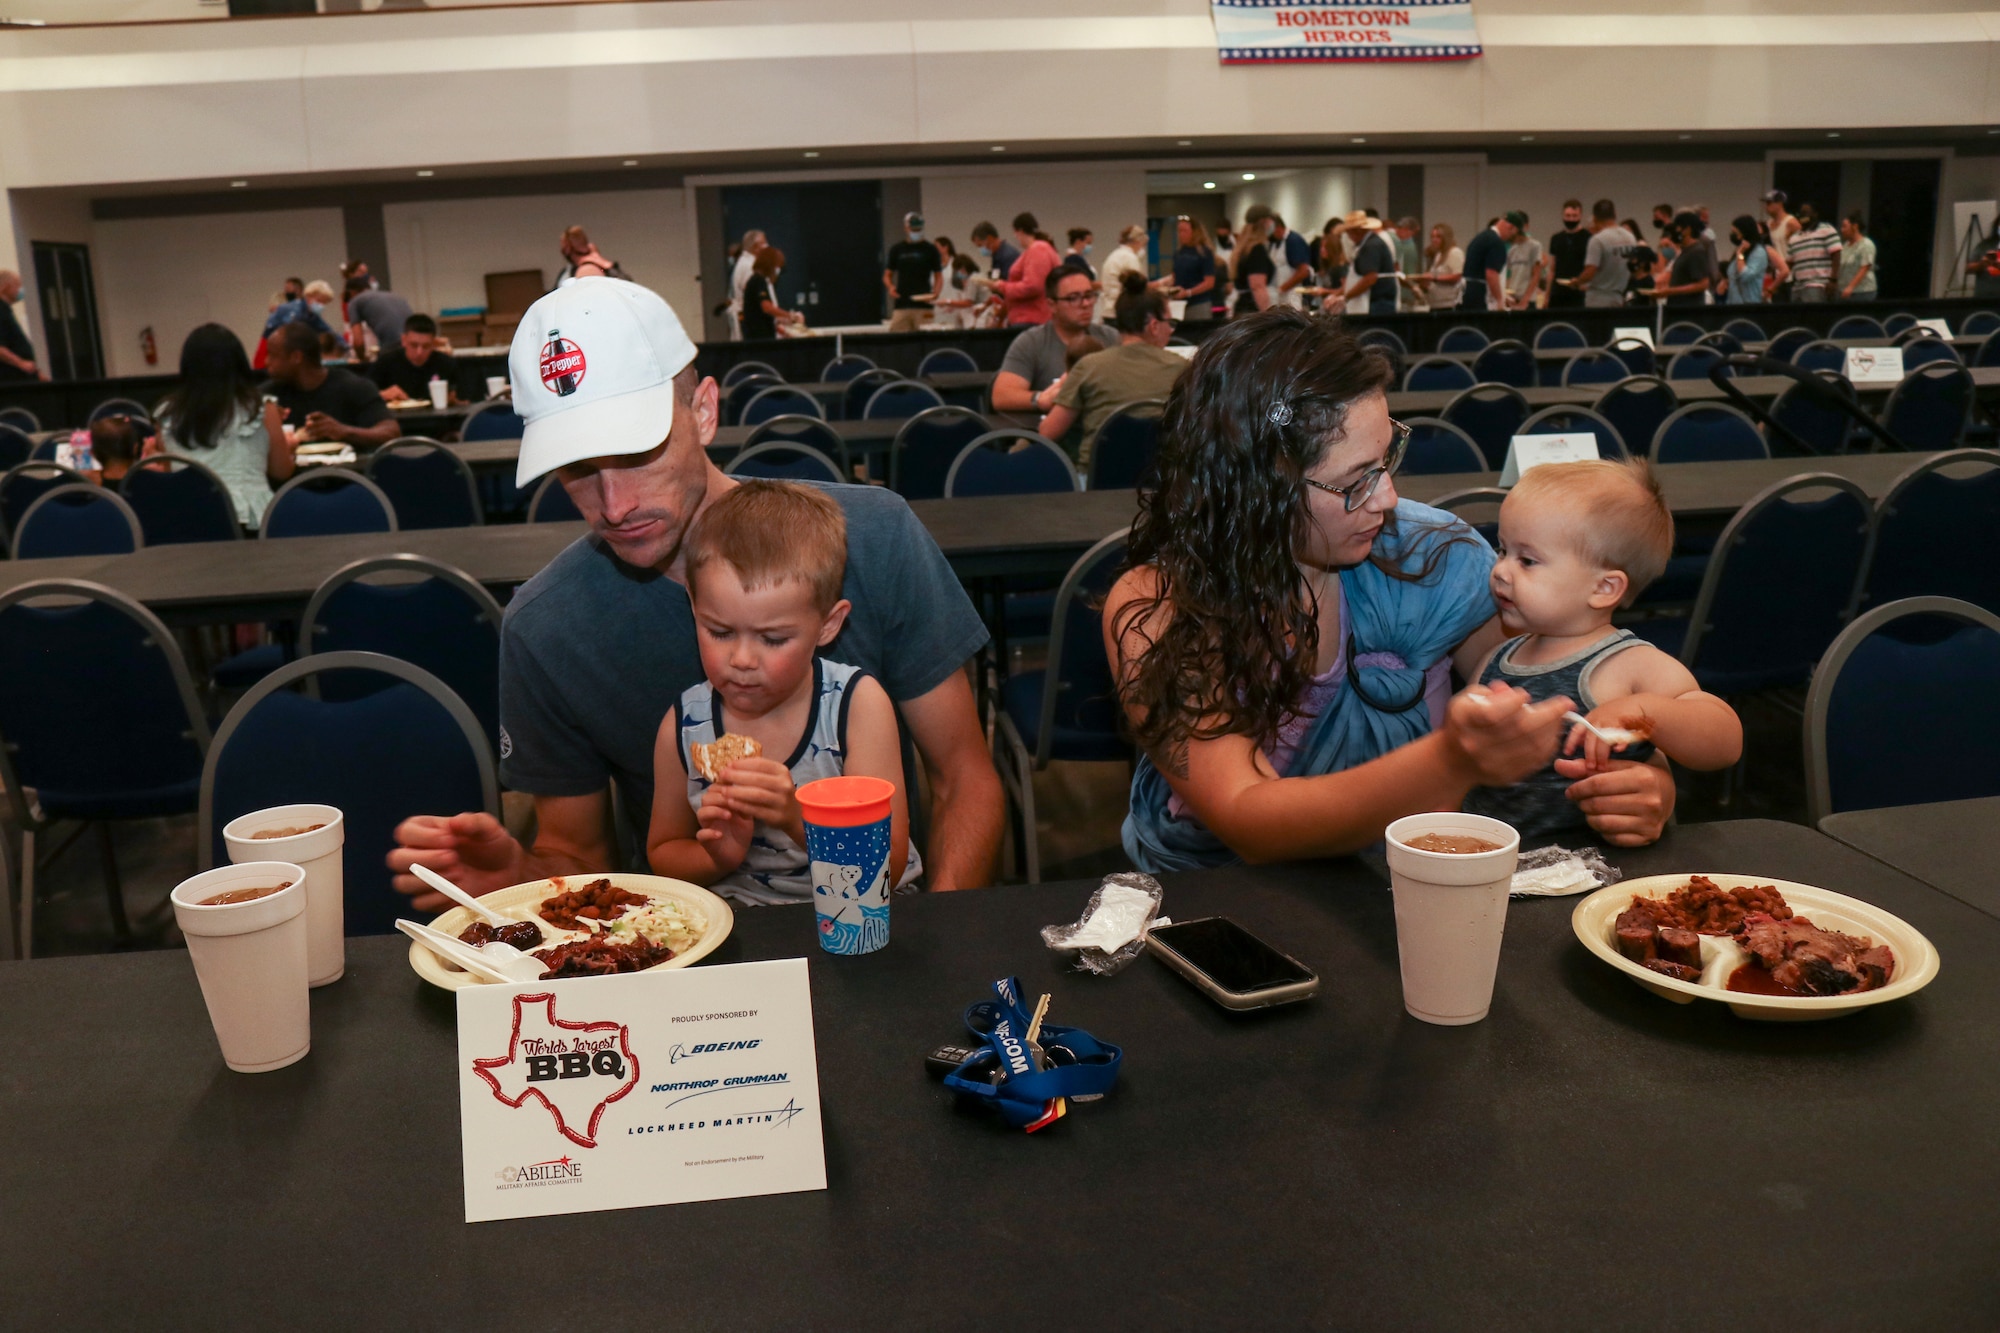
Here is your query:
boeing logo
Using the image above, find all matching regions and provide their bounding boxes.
[669,1038,762,1064]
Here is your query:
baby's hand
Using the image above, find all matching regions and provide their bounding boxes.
[1563,700,1655,773]
[708,758,804,847]
[694,795,754,871]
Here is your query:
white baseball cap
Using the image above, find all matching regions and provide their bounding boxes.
[509,277,699,487]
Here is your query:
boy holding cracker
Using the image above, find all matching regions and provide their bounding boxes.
[647,480,918,903]
[1465,459,1743,839]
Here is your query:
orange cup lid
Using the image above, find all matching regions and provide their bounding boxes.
[796,775,893,828]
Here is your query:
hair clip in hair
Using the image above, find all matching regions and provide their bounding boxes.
[1267,401,1294,428]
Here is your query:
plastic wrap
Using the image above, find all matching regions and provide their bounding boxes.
[1510,845,1622,898]
[1040,872,1164,975]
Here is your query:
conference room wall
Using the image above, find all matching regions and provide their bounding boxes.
[93,206,347,379]
[382,189,699,333]
[916,168,1148,277]
[1229,171,1359,241]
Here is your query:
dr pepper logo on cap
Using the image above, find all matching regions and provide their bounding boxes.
[539,330,586,397]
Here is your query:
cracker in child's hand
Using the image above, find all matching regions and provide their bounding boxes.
[692,732,762,780]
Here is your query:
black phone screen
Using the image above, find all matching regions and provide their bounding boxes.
[1150,917,1314,993]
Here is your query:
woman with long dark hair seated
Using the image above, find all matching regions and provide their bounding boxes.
[155,323,295,528]
[1104,310,1675,870]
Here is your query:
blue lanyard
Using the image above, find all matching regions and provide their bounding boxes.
[941,977,1122,1131]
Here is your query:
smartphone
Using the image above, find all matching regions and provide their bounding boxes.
[1149,916,1319,1010]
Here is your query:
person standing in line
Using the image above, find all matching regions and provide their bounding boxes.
[1836,213,1878,302]
[263,279,347,353]
[1787,204,1841,302]
[344,276,412,360]
[1409,223,1464,310]
[1230,213,1278,315]
[1560,199,1637,309]
[993,212,1061,326]
[1335,211,1398,316]
[1458,214,1517,311]
[557,226,627,284]
[1062,228,1097,280]
[739,247,801,340]
[0,270,46,381]
[1244,206,1313,308]
[1097,224,1151,322]
[1724,215,1772,305]
[728,230,766,341]
[1390,217,1424,311]
[1544,200,1589,310]
[1502,212,1545,309]
[1649,204,1679,267]
[1167,216,1217,324]
[933,238,977,329]
[1648,212,1720,308]
[1761,190,1799,300]
[969,221,1020,283]
[883,212,943,333]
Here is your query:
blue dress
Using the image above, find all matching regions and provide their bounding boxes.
[1122,501,1497,872]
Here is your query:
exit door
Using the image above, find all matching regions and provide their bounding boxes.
[31,242,104,381]
[720,182,885,329]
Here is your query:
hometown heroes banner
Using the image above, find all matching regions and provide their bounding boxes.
[1211,0,1482,64]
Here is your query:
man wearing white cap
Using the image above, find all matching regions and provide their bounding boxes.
[388,279,1002,901]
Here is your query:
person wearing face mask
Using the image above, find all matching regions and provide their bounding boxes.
[1724,215,1773,305]
[1062,228,1097,281]
[883,212,943,333]
[1544,199,1589,309]
[0,270,46,381]
[262,279,348,355]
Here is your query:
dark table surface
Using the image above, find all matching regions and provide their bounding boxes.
[1819,797,2000,922]
[1388,367,2000,417]
[2,818,1994,1329]
[0,452,1949,623]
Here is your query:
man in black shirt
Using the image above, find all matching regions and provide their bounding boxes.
[263,320,398,450]
[883,212,943,332]
[1545,199,1589,309]
[0,271,44,381]
[1459,214,1519,311]
[368,313,461,404]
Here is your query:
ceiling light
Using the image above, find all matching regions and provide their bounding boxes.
[1177,139,1192,147]
[1678,134,1692,140]
[229,180,247,188]
[1827,131,1840,138]
[1989,129,2000,135]
[1519,135,1535,142]
[991,145,1006,152]
[622,159,639,167]
[1203,181,1216,190]
[1241,172,1256,181]
[802,151,819,158]
[416,169,434,177]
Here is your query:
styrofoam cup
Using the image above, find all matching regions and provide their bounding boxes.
[485,376,509,398]
[171,862,311,1073]
[427,378,449,409]
[223,804,345,986]
[1383,812,1521,1026]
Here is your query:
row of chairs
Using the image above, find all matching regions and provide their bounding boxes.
[719,348,981,393]
[1399,365,1976,473]
[0,555,505,954]
[1389,310,1998,361]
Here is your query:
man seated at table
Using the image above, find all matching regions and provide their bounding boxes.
[989,267,1116,416]
[369,314,461,406]
[387,278,1003,908]
[261,320,399,451]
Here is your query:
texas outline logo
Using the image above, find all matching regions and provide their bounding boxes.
[472,993,640,1149]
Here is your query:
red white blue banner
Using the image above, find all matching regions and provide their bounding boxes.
[1211,0,1482,63]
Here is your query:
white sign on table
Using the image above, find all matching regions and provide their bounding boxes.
[1165,343,1197,360]
[1611,326,1655,349]
[1500,432,1599,487]
[1914,318,1953,340]
[457,958,825,1223]
[1843,346,1905,386]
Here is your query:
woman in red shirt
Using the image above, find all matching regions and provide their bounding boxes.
[994,211,1061,326]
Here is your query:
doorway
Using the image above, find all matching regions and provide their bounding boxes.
[31,241,104,381]
[1867,159,1940,300]
[720,182,885,329]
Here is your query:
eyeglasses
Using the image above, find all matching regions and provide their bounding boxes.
[1301,419,1409,512]
[1055,293,1097,306]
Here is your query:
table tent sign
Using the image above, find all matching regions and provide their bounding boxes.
[1844,346,1905,387]
[1612,326,1656,349]
[1914,318,1952,340]
[1499,432,1599,487]
[1210,0,1482,63]
[457,958,825,1223]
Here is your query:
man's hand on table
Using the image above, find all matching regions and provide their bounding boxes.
[388,812,529,911]
[299,411,346,443]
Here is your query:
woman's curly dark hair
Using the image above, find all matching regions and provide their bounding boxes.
[1115,307,1422,760]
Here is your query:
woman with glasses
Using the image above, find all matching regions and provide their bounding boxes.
[1104,310,1677,871]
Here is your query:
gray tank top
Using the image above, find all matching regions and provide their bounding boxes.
[1462,629,1657,840]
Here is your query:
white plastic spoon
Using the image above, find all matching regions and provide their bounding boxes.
[411,861,508,926]
[1563,711,1648,748]
[395,919,543,983]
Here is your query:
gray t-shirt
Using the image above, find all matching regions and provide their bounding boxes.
[346,288,413,352]
[497,483,989,841]
[1583,226,1637,307]
[999,321,1118,393]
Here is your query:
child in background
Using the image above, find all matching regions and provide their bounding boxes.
[1464,459,1743,840]
[88,416,141,486]
[647,480,919,904]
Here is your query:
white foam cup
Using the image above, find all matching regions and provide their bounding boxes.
[427,378,449,410]
[485,376,509,398]
[223,805,344,986]
[1383,812,1521,1026]
[171,862,311,1073]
